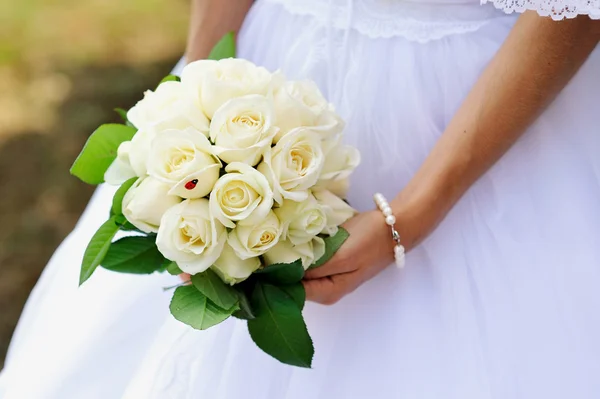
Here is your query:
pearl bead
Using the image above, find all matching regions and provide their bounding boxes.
[394,246,406,268]
[374,192,407,269]
[385,215,396,225]
[395,255,406,268]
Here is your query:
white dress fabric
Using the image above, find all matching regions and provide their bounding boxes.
[2,0,600,398]
[482,0,600,20]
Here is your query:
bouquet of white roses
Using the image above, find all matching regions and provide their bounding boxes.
[70,34,360,368]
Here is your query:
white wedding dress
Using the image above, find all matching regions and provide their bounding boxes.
[2,0,600,398]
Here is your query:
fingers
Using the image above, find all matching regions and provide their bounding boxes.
[304,253,355,280]
[303,276,336,304]
[303,271,360,305]
[179,273,191,283]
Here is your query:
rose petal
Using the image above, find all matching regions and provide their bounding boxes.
[168,164,221,199]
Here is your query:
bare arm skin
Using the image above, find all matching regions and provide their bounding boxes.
[390,13,600,250]
[185,0,254,62]
[304,14,600,305]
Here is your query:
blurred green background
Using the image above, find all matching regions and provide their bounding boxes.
[0,0,189,368]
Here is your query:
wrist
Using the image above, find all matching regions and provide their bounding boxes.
[370,209,396,265]
[389,186,448,251]
[373,193,406,268]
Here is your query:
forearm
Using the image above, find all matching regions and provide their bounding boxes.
[185,0,254,62]
[392,13,600,248]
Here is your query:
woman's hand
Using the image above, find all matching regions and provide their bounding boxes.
[179,211,395,295]
[300,14,600,307]
[179,211,392,293]
[177,200,432,303]
[302,205,426,305]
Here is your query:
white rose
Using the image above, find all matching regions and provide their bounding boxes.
[212,243,261,285]
[257,127,324,204]
[122,176,182,233]
[272,80,342,142]
[126,129,153,176]
[274,194,326,245]
[125,82,214,177]
[319,144,360,182]
[209,162,274,228]
[313,189,356,236]
[129,127,208,178]
[263,237,325,270]
[127,81,209,135]
[156,199,227,275]
[147,128,221,199]
[104,141,136,184]
[315,143,360,198]
[209,94,278,166]
[324,177,351,199]
[180,58,274,119]
[228,211,281,259]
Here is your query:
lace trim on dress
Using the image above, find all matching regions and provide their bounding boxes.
[481,0,600,19]
[264,0,505,42]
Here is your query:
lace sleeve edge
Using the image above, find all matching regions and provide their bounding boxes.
[481,0,600,20]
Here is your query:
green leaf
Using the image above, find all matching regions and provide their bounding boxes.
[79,216,120,285]
[208,32,236,60]
[159,74,180,85]
[110,177,137,216]
[118,221,144,233]
[279,283,306,310]
[255,259,304,284]
[114,108,136,128]
[232,290,255,320]
[170,286,235,330]
[70,124,137,185]
[309,227,350,269]
[248,282,314,368]
[101,235,167,275]
[191,269,239,310]
[166,261,184,276]
[112,216,143,234]
[157,258,172,273]
[114,214,128,227]
[114,108,128,122]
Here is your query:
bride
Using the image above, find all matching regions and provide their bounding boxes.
[2,0,600,398]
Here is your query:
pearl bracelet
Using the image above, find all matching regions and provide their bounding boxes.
[373,193,406,268]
